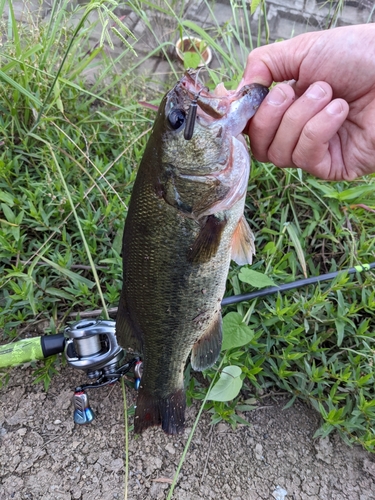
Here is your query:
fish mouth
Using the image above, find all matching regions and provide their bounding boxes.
[179,70,232,120]
[178,70,267,135]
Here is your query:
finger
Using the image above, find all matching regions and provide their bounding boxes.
[267,82,334,168]
[247,83,296,162]
[238,34,317,89]
[291,98,350,179]
[237,46,274,89]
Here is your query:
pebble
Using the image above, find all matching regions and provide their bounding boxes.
[165,443,175,455]
[254,443,263,461]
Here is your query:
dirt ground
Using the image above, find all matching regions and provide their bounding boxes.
[1,362,375,500]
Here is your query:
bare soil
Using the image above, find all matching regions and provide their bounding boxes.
[1,363,375,500]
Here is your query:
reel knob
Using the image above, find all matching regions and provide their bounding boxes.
[73,390,95,425]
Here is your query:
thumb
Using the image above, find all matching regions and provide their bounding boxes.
[237,36,309,90]
[237,48,274,89]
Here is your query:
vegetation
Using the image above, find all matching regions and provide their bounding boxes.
[1,0,375,459]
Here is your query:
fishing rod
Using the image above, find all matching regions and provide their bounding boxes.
[1,262,374,423]
[222,262,375,306]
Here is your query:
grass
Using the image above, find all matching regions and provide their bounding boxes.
[1,0,375,475]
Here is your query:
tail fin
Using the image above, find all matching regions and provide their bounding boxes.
[134,387,185,435]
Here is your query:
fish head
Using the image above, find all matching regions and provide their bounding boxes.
[154,71,268,177]
[154,76,227,176]
[150,72,268,218]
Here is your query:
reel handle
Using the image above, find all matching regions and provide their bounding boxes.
[73,390,95,424]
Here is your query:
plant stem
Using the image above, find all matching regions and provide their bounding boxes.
[121,378,129,500]
[166,359,224,500]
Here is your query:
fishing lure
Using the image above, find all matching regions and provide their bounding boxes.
[184,89,202,140]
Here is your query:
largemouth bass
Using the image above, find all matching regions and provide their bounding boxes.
[116,71,268,434]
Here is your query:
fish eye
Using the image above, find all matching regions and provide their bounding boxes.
[168,109,186,130]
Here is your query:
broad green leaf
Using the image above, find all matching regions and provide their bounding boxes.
[335,319,345,347]
[1,203,15,223]
[45,287,75,300]
[327,185,375,202]
[238,268,276,288]
[307,179,375,202]
[183,51,201,69]
[251,0,262,14]
[207,365,243,402]
[112,226,124,255]
[285,222,307,278]
[0,191,14,206]
[222,312,254,350]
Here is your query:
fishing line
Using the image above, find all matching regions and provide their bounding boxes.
[221,262,375,306]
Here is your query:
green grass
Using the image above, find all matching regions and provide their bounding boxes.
[1,0,375,460]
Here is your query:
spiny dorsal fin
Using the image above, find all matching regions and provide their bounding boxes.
[231,215,256,265]
[191,310,222,371]
[115,292,143,354]
[187,215,227,264]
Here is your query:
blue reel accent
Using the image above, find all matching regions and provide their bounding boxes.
[74,407,95,425]
[73,390,95,424]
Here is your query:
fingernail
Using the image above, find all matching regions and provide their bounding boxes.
[268,86,287,105]
[306,84,326,99]
[327,100,343,115]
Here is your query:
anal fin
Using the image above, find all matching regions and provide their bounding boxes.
[191,311,222,371]
[231,215,256,265]
[115,291,143,354]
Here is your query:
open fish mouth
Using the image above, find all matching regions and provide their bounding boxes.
[179,69,268,125]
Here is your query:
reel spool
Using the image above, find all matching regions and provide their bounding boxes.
[64,318,124,377]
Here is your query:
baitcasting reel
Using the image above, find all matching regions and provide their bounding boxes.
[64,318,142,425]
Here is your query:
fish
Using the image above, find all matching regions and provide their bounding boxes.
[115,71,268,434]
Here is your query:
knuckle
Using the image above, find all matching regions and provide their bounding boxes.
[302,122,320,144]
[291,143,318,170]
[291,148,307,169]
[268,147,291,168]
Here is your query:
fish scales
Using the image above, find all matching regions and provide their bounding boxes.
[116,71,268,434]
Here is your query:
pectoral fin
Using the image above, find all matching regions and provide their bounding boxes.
[191,311,222,371]
[231,215,256,265]
[115,292,143,354]
[187,215,227,264]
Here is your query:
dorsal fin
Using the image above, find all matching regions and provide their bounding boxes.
[191,310,222,371]
[231,215,255,265]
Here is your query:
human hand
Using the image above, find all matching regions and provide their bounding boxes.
[239,24,375,180]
